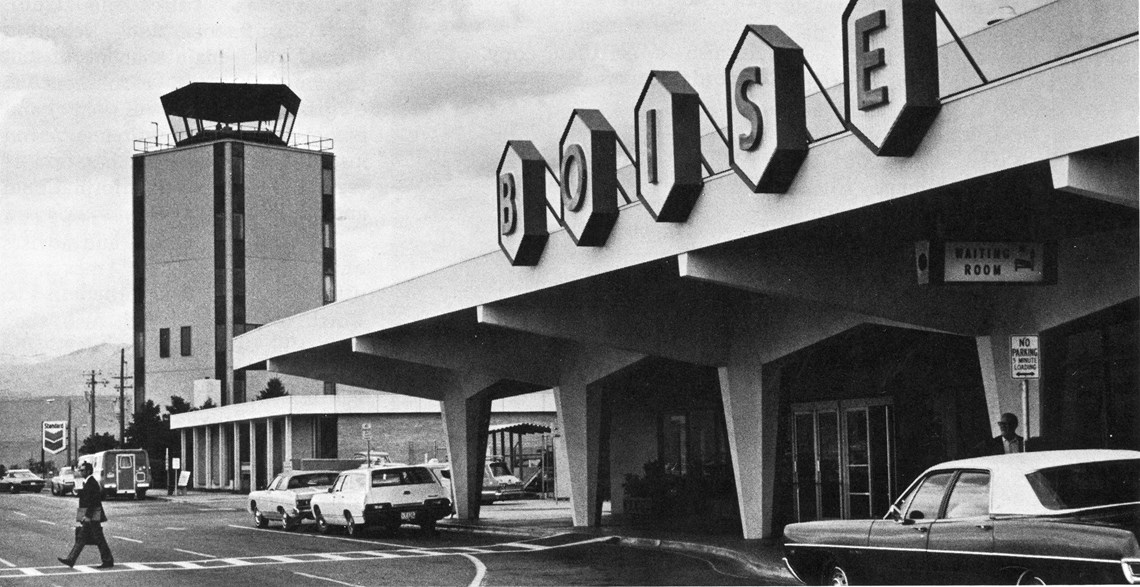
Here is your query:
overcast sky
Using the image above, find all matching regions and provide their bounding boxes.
[0,0,1044,358]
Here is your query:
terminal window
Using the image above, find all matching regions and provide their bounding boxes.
[180,326,192,356]
[159,328,170,358]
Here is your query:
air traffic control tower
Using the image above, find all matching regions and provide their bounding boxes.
[132,83,336,413]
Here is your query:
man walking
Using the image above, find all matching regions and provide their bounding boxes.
[58,461,113,568]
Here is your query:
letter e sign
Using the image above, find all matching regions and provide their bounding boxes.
[842,0,941,156]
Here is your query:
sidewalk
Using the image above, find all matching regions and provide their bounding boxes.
[157,492,797,584]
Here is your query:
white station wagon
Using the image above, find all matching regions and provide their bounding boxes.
[310,465,452,536]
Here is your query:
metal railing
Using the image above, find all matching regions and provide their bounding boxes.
[133,130,333,153]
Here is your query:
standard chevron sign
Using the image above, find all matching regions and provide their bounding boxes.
[42,421,67,455]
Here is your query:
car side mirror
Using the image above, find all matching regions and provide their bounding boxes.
[327,487,334,493]
[908,510,925,521]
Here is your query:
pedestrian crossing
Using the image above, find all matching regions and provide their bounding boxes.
[0,535,615,578]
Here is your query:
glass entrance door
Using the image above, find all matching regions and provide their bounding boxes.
[792,399,895,521]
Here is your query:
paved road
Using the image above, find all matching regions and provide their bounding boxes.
[0,492,768,585]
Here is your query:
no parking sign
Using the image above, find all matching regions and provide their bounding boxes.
[1011,335,1040,379]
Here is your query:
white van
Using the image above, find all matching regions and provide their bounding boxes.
[77,449,151,499]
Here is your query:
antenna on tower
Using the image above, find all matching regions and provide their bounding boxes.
[219,49,224,82]
[287,50,291,85]
[255,40,258,83]
[233,49,236,83]
[280,54,284,84]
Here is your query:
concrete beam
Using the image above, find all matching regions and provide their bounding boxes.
[1050,149,1138,208]
[679,248,991,336]
[477,295,728,366]
[266,345,453,401]
[351,326,562,387]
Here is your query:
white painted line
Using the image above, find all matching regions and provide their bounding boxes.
[14,512,28,517]
[293,571,364,587]
[114,535,143,543]
[312,553,350,561]
[265,556,303,563]
[219,558,255,566]
[73,565,100,573]
[0,557,15,568]
[461,553,487,587]
[173,548,214,558]
[500,542,545,551]
[19,567,43,576]
[173,561,202,569]
[358,551,401,559]
[124,562,154,570]
[164,527,187,531]
[37,520,57,525]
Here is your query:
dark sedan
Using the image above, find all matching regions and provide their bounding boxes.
[0,469,47,494]
[783,450,1140,585]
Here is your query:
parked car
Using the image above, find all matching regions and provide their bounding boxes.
[78,449,151,499]
[422,459,525,504]
[248,470,338,531]
[49,466,77,496]
[310,465,452,536]
[0,469,46,494]
[353,450,405,467]
[782,450,1140,585]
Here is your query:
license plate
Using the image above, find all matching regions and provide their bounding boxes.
[400,511,416,521]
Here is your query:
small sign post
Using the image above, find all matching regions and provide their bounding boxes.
[1011,335,1040,446]
[362,423,373,463]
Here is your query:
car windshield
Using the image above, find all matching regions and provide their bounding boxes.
[13,471,36,479]
[1026,458,1140,510]
[289,473,336,488]
[488,462,511,477]
[371,467,436,487]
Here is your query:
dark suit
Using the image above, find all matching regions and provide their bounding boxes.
[973,434,1024,456]
[62,475,113,566]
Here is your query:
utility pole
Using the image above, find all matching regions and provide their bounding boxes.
[111,349,133,443]
[82,370,108,441]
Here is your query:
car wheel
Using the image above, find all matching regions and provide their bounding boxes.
[315,510,331,534]
[8,485,17,494]
[821,560,850,586]
[344,513,361,537]
[1016,570,1046,585]
[282,514,300,532]
[51,484,58,496]
[252,507,268,529]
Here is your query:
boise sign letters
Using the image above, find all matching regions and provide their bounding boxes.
[497,0,941,266]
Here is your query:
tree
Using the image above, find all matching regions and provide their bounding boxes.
[167,395,194,415]
[255,377,288,400]
[123,400,164,453]
[79,432,119,455]
[200,398,216,409]
[24,457,50,477]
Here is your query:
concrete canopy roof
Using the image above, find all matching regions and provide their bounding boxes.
[234,5,1137,386]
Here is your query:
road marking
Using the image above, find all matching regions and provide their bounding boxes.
[173,548,213,558]
[0,535,615,578]
[164,527,187,531]
[0,557,14,568]
[293,571,363,587]
[36,520,56,526]
[14,512,28,517]
[461,553,487,587]
[114,536,143,543]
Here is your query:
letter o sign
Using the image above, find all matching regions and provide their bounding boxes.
[557,109,618,247]
[495,140,549,266]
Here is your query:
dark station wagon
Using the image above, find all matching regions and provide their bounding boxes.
[782,450,1140,585]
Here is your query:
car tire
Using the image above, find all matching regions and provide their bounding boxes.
[344,513,361,537]
[820,560,850,586]
[8,486,17,494]
[51,484,58,496]
[315,510,331,534]
[136,489,147,500]
[252,506,269,529]
[283,514,300,532]
[1016,570,1046,585]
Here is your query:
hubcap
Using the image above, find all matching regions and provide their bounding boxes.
[829,565,849,586]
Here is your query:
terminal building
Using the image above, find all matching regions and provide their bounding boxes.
[184,0,1133,538]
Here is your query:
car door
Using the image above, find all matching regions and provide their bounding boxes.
[867,471,954,584]
[925,470,994,584]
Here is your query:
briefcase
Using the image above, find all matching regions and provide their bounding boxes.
[75,506,107,523]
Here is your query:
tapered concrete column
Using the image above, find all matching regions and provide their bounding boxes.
[553,381,603,527]
[441,390,492,520]
[976,334,1040,440]
[248,420,258,490]
[179,429,187,482]
[218,425,227,488]
[233,422,241,493]
[284,416,293,471]
[719,355,781,539]
[265,418,275,485]
[204,425,214,488]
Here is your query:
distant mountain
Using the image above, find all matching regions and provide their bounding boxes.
[0,344,131,467]
[0,343,131,400]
